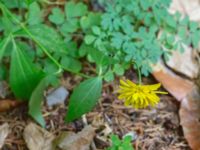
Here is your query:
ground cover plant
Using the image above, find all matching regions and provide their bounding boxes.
[0,0,200,149]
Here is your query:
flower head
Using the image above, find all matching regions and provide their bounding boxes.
[118,79,167,109]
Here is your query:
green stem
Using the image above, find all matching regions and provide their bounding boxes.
[0,2,91,79]
[0,2,62,74]
[134,62,142,85]
[137,66,142,85]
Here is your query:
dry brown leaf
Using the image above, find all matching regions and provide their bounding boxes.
[0,100,22,112]
[23,123,55,150]
[55,125,95,150]
[152,62,194,101]
[170,0,200,21]
[179,86,200,150]
[0,123,9,148]
[166,46,199,79]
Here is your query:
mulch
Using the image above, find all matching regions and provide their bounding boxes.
[0,70,190,150]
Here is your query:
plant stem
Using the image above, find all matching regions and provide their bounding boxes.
[0,2,62,74]
[0,2,91,79]
[134,63,142,85]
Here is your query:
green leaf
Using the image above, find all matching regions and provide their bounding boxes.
[89,49,111,66]
[66,77,102,122]
[0,65,7,80]
[92,26,101,35]
[1,0,27,8]
[84,35,96,44]
[191,33,200,48]
[25,0,37,5]
[65,1,88,19]
[27,2,42,25]
[80,13,101,29]
[79,43,91,57]
[61,56,82,73]
[60,19,79,34]
[9,42,44,100]
[48,7,65,25]
[0,36,11,62]
[140,0,150,10]
[29,76,47,127]
[15,24,66,53]
[0,15,20,34]
[111,135,121,146]
[113,64,124,76]
[104,70,114,82]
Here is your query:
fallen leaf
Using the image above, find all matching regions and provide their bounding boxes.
[55,125,95,150]
[179,86,200,150]
[166,45,199,79]
[23,123,55,150]
[152,61,194,101]
[0,100,22,112]
[170,0,200,21]
[0,123,9,148]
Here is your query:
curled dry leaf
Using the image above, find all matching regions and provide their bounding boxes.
[179,86,200,150]
[170,0,200,21]
[55,125,95,150]
[152,61,194,101]
[23,123,55,150]
[0,123,9,148]
[152,59,200,150]
[166,45,199,79]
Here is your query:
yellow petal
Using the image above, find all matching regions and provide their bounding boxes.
[143,83,161,91]
[120,80,130,87]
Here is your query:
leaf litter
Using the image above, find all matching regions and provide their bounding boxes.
[0,72,190,150]
[1,0,200,149]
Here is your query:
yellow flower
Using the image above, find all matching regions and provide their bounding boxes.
[118,79,167,109]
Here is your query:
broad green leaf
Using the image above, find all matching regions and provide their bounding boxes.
[0,15,20,34]
[48,7,65,25]
[84,35,96,44]
[27,2,42,25]
[17,41,35,61]
[65,1,87,19]
[61,56,82,73]
[29,76,47,127]
[9,42,44,100]
[1,0,27,8]
[66,77,102,122]
[0,36,11,62]
[0,18,4,32]
[15,24,66,53]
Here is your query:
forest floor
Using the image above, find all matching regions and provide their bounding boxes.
[0,70,190,150]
